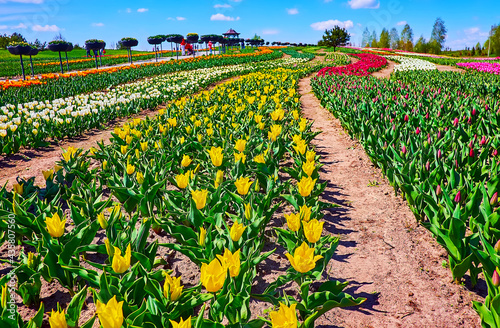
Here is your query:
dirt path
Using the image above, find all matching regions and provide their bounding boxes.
[298,74,483,327]
[0,76,241,189]
[436,64,464,72]
[371,60,396,79]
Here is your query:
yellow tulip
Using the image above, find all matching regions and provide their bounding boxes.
[234,152,247,164]
[27,252,34,269]
[293,140,307,155]
[208,147,224,167]
[185,126,192,134]
[230,220,246,242]
[234,176,253,196]
[97,212,108,229]
[163,273,183,301]
[136,172,144,184]
[299,205,312,222]
[244,203,252,220]
[175,172,190,189]
[306,150,316,162]
[303,219,324,244]
[126,163,135,175]
[268,125,282,142]
[140,142,148,151]
[54,164,63,173]
[135,149,140,159]
[96,295,124,328]
[170,316,191,328]
[302,161,315,177]
[200,258,226,293]
[215,170,224,188]
[120,145,128,155]
[258,122,266,130]
[253,154,266,164]
[299,120,307,132]
[270,108,285,121]
[181,155,192,167]
[62,146,77,162]
[199,227,207,247]
[112,244,131,274]
[42,169,54,181]
[254,114,263,123]
[45,213,66,238]
[285,242,323,273]
[180,137,185,144]
[48,308,67,328]
[234,139,247,153]
[102,160,108,170]
[284,213,301,232]
[126,136,133,145]
[269,303,298,328]
[297,177,316,198]
[167,117,177,127]
[104,238,113,258]
[292,110,300,120]
[217,249,241,278]
[191,190,208,210]
[13,183,23,194]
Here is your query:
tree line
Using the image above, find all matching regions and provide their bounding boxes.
[361,18,448,54]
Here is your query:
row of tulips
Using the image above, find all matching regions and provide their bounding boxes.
[317,53,387,77]
[0,48,280,106]
[456,62,500,75]
[0,64,364,327]
[311,69,500,327]
[384,55,436,71]
[0,57,306,156]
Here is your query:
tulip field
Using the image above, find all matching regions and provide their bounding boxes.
[3,43,500,327]
[0,49,370,328]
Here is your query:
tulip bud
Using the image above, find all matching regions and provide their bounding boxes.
[454,191,461,203]
[493,269,500,287]
[494,149,499,157]
[436,184,442,196]
[437,149,442,159]
[491,192,498,206]
[402,145,407,155]
[494,239,500,253]
[469,148,475,158]
[480,136,487,146]
[425,161,430,171]
[453,118,459,127]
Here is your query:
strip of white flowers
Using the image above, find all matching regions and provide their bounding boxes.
[0,57,308,140]
[385,55,436,72]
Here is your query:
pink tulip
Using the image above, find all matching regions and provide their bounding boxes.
[454,191,461,203]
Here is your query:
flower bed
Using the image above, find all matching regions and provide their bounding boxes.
[457,61,500,74]
[317,53,387,76]
[385,55,436,71]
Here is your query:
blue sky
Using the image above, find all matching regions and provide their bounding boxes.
[0,0,499,50]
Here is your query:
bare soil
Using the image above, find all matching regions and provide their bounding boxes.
[298,73,483,327]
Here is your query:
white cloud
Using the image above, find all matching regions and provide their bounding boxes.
[137,8,148,13]
[347,0,379,9]
[287,8,299,15]
[311,19,354,31]
[91,22,104,27]
[11,23,27,29]
[464,27,480,35]
[262,29,279,35]
[167,17,186,21]
[210,13,239,21]
[396,21,407,26]
[32,24,59,32]
[0,25,8,30]
[0,0,43,3]
[214,4,232,8]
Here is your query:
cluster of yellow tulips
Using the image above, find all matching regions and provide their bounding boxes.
[1,59,364,328]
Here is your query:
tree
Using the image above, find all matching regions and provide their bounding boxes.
[400,24,414,51]
[414,35,428,53]
[429,17,447,54]
[370,30,378,48]
[389,28,399,49]
[378,28,390,48]
[320,26,350,52]
[0,32,27,49]
[490,25,500,56]
[361,27,370,47]
[32,38,47,50]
